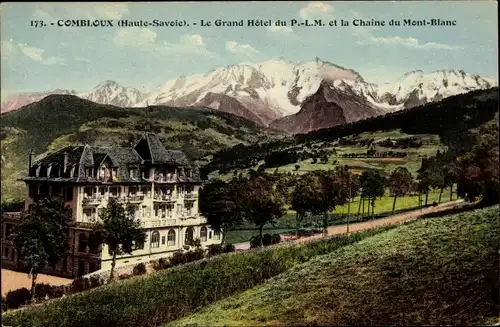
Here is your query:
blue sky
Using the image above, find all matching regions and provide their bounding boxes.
[1,1,497,99]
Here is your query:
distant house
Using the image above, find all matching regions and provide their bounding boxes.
[2,133,221,277]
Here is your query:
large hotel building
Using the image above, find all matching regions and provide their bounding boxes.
[2,133,221,277]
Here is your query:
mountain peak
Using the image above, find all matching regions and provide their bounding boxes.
[96,80,119,89]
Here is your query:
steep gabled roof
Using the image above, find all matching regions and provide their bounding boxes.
[25,133,201,183]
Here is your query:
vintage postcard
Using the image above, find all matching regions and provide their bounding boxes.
[1,1,498,326]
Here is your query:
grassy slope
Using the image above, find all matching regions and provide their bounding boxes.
[0,95,282,203]
[171,205,500,326]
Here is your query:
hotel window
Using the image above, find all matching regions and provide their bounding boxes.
[84,187,94,198]
[135,239,145,250]
[214,230,221,240]
[151,231,160,248]
[99,166,106,180]
[167,230,176,246]
[65,186,73,201]
[83,209,92,221]
[161,236,166,245]
[200,226,207,242]
[184,227,194,244]
[110,186,119,198]
[78,233,88,253]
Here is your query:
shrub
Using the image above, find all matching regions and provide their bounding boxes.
[89,275,102,288]
[5,287,31,309]
[2,296,7,312]
[250,233,281,248]
[158,257,171,269]
[34,283,54,300]
[151,260,162,271]
[132,263,147,276]
[169,251,187,266]
[50,285,65,299]
[183,249,205,263]
[71,277,90,293]
[222,243,235,253]
[206,244,223,257]
[118,273,132,280]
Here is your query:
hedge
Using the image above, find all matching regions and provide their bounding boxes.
[3,225,398,327]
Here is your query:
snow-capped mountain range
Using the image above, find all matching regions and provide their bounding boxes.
[2,58,497,133]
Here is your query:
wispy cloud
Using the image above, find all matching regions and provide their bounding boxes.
[267,25,294,34]
[114,28,217,58]
[225,41,261,57]
[1,39,18,58]
[2,39,65,65]
[299,2,335,20]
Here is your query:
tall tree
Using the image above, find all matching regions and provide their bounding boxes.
[237,176,286,246]
[312,168,350,236]
[456,120,499,205]
[442,160,459,202]
[388,167,413,213]
[290,173,320,236]
[417,158,435,206]
[198,179,243,244]
[12,197,71,303]
[92,198,147,281]
[360,169,386,220]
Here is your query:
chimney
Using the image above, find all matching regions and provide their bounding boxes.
[63,151,69,174]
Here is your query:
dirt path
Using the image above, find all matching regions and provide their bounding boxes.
[293,199,464,244]
[1,269,72,296]
[235,200,466,250]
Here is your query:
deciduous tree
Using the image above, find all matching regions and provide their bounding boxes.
[199,179,243,244]
[237,176,286,246]
[388,167,413,213]
[360,169,386,220]
[92,198,147,281]
[12,197,71,303]
[290,173,320,236]
[456,120,499,205]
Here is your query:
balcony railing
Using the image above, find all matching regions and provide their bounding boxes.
[74,221,95,229]
[153,174,177,183]
[142,219,178,228]
[178,215,206,226]
[82,196,103,205]
[183,193,197,200]
[3,212,21,220]
[153,194,175,202]
[124,195,144,203]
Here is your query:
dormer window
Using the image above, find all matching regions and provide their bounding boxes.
[129,169,136,179]
[99,166,106,180]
